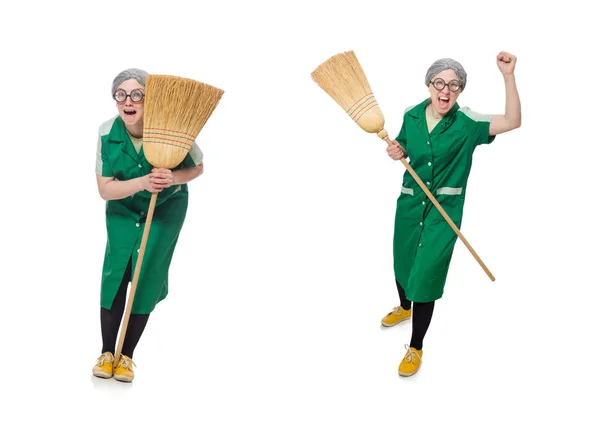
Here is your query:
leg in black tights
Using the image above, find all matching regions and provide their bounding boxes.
[100,258,150,358]
[121,314,149,358]
[396,280,412,311]
[410,301,435,350]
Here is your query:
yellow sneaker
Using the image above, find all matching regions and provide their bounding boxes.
[92,352,114,379]
[398,345,423,377]
[381,306,412,327]
[114,355,136,383]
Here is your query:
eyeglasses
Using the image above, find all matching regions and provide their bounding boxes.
[113,89,145,103]
[430,78,462,92]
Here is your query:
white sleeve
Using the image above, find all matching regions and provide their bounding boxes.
[189,142,203,166]
[95,134,103,175]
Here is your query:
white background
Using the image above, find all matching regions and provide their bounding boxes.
[1,0,599,419]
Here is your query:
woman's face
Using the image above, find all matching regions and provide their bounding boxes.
[115,79,145,128]
[428,69,462,116]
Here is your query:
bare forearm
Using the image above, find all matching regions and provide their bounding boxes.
[503,74,521,129]
[172,164,204,185]
[98,177,143,201]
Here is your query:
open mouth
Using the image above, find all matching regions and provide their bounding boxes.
[437,95,450,108]
[124,110,137,116]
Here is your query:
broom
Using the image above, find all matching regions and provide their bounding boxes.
[311,51,495,282]
[114,75,224,367]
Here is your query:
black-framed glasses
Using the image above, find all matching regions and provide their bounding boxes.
[430,78,462,92]
[113,88,145,103]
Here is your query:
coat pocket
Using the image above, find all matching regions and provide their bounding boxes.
[401,185,414,196]
[436,187,463,196]
[430,186,465,224]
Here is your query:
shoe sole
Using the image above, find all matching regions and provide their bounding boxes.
[398,360,422,377]
[114,374,134,383]
[381,316,411,327]
[398,367,420,377]
[92,371,113,379]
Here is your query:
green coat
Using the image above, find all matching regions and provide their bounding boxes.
[96,116,202,314]
[393,99,496,302]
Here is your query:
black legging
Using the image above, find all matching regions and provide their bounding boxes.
[396,280,435,351]
[101,258,149,358]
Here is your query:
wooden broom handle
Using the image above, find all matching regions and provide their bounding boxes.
[377,129,495,282]
[114,192,159,367]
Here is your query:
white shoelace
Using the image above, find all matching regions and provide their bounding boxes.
[118,356,136,370]
[403,344,421,364]
[96,352,113,366]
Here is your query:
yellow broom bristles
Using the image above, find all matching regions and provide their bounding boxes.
[311,50,385,134]
[143,75,224,169]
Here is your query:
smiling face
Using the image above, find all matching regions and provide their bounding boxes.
[428,69,462,118]
[115,79,145,131]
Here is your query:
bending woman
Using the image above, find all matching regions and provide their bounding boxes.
[92,68,204,382]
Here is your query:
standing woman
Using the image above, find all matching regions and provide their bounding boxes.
[92,69,204,382]
[381,52,521,377]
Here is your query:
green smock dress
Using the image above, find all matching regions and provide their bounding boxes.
[393,99,496,302]
[95,116,203,314]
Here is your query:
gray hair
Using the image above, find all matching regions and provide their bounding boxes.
[425,58,467,91]
[111,68,149,96]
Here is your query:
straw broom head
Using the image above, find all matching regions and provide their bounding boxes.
[311,51,386,135]
[143,75,224,169]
